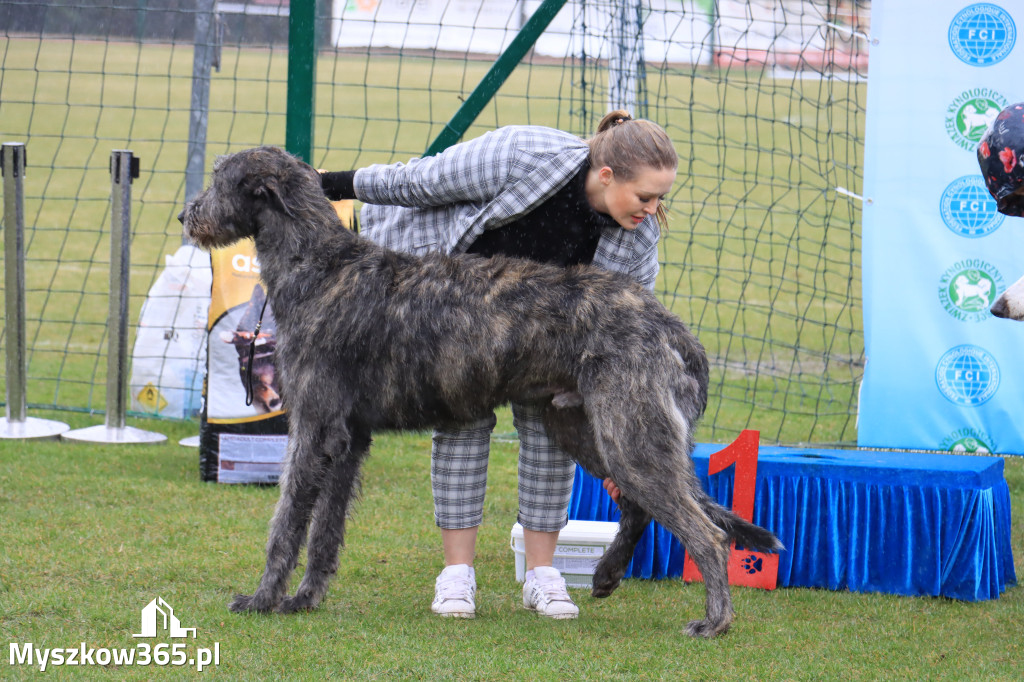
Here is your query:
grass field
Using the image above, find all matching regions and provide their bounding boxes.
[0,410,1021,680]
[1,35,864,445]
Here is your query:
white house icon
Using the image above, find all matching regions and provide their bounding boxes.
[133,597,197,638]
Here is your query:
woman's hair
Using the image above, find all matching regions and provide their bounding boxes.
[587,109,677,228]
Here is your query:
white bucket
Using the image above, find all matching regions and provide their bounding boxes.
[510,520,620,588]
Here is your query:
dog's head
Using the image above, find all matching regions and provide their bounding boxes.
[991,272,1024,321]
[178,146,323,250]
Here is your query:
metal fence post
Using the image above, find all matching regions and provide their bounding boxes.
[185,0,220,207]
[286,0,317,162]
[1,142,69,439]
[608,0,648,118]
[63,151,166,444]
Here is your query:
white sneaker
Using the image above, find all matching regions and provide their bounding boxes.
[431,564,476,618]
[523,566,579,620]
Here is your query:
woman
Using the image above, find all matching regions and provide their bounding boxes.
[320,110,677,620]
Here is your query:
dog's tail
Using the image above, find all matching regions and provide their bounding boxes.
[700,493,784,552]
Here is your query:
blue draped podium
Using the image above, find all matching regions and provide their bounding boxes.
[568,445,1016,601]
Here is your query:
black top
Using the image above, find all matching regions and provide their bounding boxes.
[467,163,611,266]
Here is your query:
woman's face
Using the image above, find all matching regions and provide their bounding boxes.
[591,165,676,231]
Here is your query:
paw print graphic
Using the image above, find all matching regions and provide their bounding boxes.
[741,554,763,574]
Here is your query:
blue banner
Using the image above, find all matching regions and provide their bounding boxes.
[859,2,1024,454]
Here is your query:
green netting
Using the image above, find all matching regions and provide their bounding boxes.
[0,0,867,445]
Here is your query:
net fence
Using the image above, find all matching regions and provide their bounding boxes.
[0,0,867,445]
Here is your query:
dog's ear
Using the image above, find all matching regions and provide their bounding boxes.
[253,176,295,219]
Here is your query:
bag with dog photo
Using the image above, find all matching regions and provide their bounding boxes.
[199,238,288,484]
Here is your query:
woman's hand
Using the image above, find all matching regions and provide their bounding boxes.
[602,477,621,504]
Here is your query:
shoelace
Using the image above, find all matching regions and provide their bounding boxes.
[436,577,474,601]
[530,578,571,605]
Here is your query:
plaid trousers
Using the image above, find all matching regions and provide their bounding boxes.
[431,401,576,532]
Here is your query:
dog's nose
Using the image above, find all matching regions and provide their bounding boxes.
[990,297,1009,318]
[177,208,185,224]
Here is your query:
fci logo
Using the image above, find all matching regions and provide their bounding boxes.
[935,345,1000,406]
[939,175,1004,238]
[948,4,1016,67]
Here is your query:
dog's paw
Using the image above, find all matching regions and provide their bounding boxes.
[684,618,731,639]
[590,576,621,598]
[591,560,625,597]
[228,593,276,614]
[276,593,320,614]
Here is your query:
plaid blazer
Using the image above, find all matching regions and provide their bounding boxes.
[355,125,660,290]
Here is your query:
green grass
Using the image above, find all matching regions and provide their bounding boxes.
[1,35,864,445]
[1,411,1021,680]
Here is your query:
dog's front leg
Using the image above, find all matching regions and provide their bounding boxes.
[230,434,325,613]
[278,428,371,613]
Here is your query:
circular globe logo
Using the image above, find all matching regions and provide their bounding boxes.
[935,345,1000,406]
[939,175,1005,237]
[938,259,1004,322]
[948,4,1016,66]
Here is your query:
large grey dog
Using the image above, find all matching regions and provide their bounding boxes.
[180,146,782,637]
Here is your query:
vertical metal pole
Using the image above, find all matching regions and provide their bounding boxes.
[608,0,645,116]
[3,143,28,423]
[179,1,219,446]
[63,150,164,443]
[185,0,218,207]
[106,150,134,430]
[286,0,317,162]
[1,142,68,439]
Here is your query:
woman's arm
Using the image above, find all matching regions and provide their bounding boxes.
[353,128,521,208]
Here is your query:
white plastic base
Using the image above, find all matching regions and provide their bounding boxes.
[0,416,70,440]
[61,424,167,444]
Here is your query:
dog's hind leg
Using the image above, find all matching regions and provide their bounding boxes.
[591,495,651,598]
[620,470,733,637]
[230,430,327,614]
[542,404,654,599]
[278,427,371,613]
[587,397,733,637]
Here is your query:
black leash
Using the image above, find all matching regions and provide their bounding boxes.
[245,295,270,407]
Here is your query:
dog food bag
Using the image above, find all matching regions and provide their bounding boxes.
[199,238,288,484]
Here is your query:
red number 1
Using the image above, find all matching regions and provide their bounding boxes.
[683,429,779,590]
